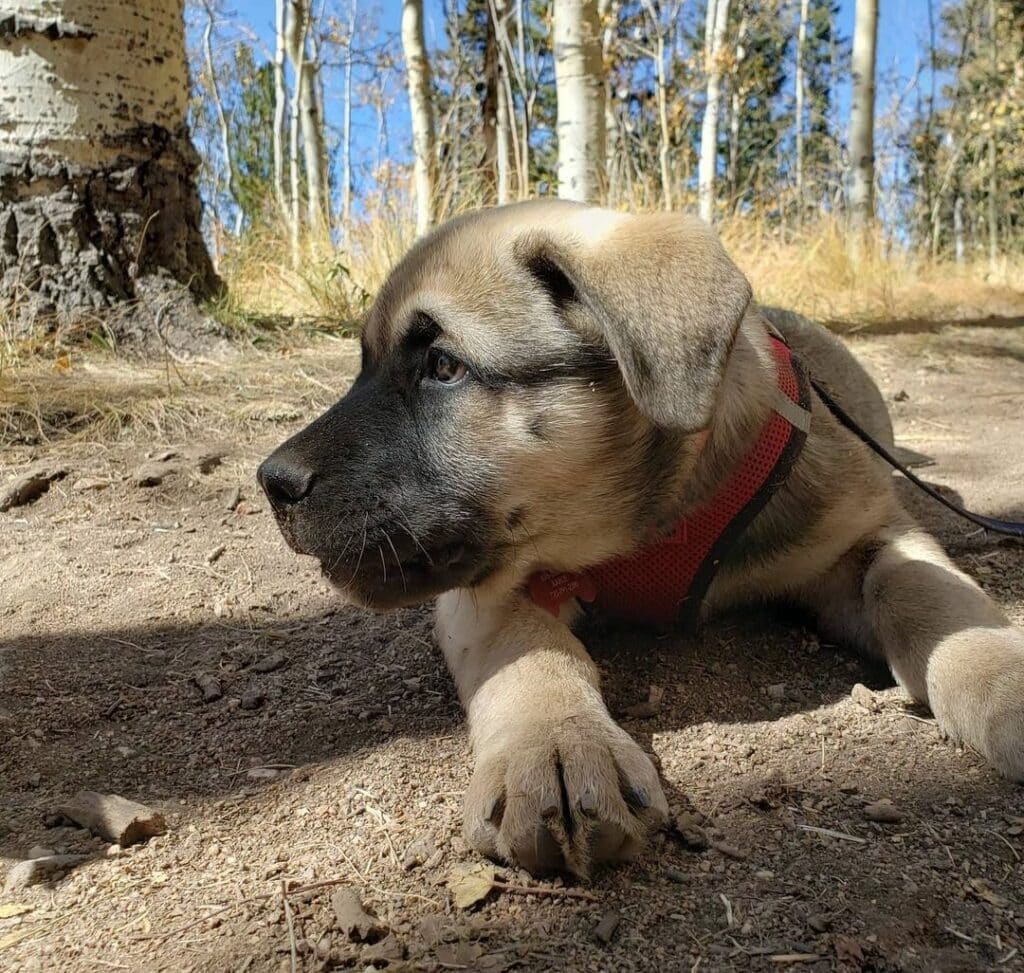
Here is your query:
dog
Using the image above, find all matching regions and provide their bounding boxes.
[258,200,1024,877]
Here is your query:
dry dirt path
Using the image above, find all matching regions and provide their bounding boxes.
[1,324,1023,972]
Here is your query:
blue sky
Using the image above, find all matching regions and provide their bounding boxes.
[192,0,944,213]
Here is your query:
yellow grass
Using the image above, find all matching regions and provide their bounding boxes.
[212,208,1024,336]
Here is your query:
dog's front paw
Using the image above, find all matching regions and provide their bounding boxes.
[462,711,668,877]
[928,629,1024,781]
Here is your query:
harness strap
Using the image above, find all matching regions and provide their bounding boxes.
[528,336,813,625]
[812,379,1024,539]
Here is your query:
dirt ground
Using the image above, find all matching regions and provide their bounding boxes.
[2,322,1023,973]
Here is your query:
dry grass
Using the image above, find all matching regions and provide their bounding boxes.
[0,340,359,453]
[213,208,1023,336]
[719,216,1024,327]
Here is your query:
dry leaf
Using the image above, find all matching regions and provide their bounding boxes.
[447,862,496,909]
[0,904,32,919]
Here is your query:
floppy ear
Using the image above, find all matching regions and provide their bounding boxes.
[516,212,752,432]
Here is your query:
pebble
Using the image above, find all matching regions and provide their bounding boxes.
[850,683,880,713]
[253,651,287,674]
[4,854,88,892]
[864,800,905,824]
[594,910,621,944]
[766,683,786,700]
[195,673,223,703]
[240,689,265,711]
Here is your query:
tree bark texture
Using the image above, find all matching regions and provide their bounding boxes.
[0,0,220,337]
[697,0,730,223]
[401,0,437,235]
[553,0,606,203]
[847,0,878,233]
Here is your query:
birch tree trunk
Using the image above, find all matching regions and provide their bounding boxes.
[401,0,437,236]
[273,0,288,222]
[953,194,965,264]
[847,0,878,236]
[286,0,328,235]
[553,0,606,203]
[794,0,809,226]
[0,0,219,339]
[598,0,620,194]
[492,0,512,205]
[697,0,730,224]
[201,2,242,238]
[986,0,998,273]
[341,0,357,241]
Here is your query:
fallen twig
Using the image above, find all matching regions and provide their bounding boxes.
[492,881,599,902]
[282,881,298,973]
[797,824,867,844]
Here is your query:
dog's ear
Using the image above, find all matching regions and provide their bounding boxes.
[517,212,752,432]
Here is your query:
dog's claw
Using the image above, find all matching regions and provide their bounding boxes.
[463,713,668,877]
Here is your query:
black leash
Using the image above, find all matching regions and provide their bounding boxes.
[811,378,1024,539]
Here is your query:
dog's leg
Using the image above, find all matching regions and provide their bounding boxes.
[814,523,1024,779]
[435,590,668,876]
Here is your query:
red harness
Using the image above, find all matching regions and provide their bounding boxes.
[527,336,812,627]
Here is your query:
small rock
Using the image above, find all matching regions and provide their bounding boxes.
[253,651,287,674]
[663,866,688,883]
[332,889,388,942]
[403,836,438,871]
[4,854,88,892]
[58,791,167,847]
[222,486,242,511]
[0,464,69,512]
[247,767,285,781]
[594,910,621,944]
[850,683,880,713]
[766,683,787,701]
[239,689,265,711]
[27,845,55,859]
[863,800,904,824]
[131,460,176,488]
[193,448,227,474]
[894,389,910,402]
[72,476,110,492]
[808,914,830,933]
[195,673,223,703]
[361,934,404,963]
[624,684,665,719]
[206,544,226,565]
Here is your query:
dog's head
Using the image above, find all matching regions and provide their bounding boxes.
[258,201,752,609]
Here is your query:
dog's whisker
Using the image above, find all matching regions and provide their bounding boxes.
[383,531,409,592]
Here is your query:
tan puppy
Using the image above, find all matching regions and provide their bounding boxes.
[258,200,1024,877]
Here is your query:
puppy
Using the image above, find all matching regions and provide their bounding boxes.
[258,200,1024,876]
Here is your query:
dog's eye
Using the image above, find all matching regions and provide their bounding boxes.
[425,348,467,385]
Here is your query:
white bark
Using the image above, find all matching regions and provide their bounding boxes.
[401,0,437,236]
[0,0,218,324]
[273,0,288,222]
[847,0,878,233]
[341,0,357,240]
[201,2,242,237]
[953,194,964,264]
[697,0,730,224]
[553,0,606,203]
[795,0,809,225]
[285,0,328,234]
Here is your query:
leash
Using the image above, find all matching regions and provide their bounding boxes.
[811,378,1024,539]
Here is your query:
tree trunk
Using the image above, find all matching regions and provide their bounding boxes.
[986,0,998,274]
[726,12,747,209]
[401,0,437,236]
[847,0,878,237]
[482,6,500,201]
[0,0,220,344]
[794,0,809,226]
[697,0,730,224]
[285,0,328,235]
[953,194,964,264]
[598,0,620,195]
[201,2,242,239]
[553,0,606,203]
[341,0,357,241]
[273,0,288,222]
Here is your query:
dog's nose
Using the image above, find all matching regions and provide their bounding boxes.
[257,451,315,507]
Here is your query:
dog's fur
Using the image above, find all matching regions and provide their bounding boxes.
[259,200,1024,876]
